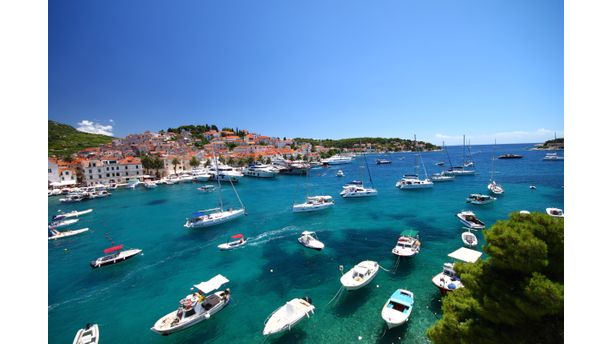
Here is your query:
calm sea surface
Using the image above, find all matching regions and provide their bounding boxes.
[48,143,563,343]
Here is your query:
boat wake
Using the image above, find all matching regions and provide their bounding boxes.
[246,226,302,246]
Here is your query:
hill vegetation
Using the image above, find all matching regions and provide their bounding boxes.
[427,212,564,344]
[294,137,439,152]
[48,120,114,157]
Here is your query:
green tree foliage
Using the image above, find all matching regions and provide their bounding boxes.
[189,156,200,168]
[48,120,114,156]
[171,158,180,174]
[226,142,237,151]
[293,137,438,151]
[427,212,564,344]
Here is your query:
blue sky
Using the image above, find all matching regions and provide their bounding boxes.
[49,0,563,144]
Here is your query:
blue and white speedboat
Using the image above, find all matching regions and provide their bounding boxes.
[381,289,414,329]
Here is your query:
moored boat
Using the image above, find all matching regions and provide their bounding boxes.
[90,245,142,268]
[144,180,158,189]
[336,169,344,177]
[340,260,379,291]
[546,207,564,218]
[185,208,246,228]
[340,185,378,198]
[456,211,485,229]
[431,172,455,182]
[72,323,99,344]
[542,152,564,161]
[376,159,392,165]
[432,247,482,294]
[466,193,496,205]
[54,209,93,219]
[488,181,504,195]
[498,154,523,159]
[151,275,231,335]
[293,196,334,212]
[391,229,421,258]
[461,231,478,247]
[381,289,414,329]
[48,227,89,240]
[298,231,325,250]
[263,297,315,336]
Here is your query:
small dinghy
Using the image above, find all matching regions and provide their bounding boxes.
[530,185,537,190]
[218,234,247,250]
[263,297,315,336]
[487,181,504,195]
[197,185,215,192]
[461,231,478,247]
[381,289,414,329]
[152,275,231,335]
[340,260,379,291]
[456,211,485,229]
[49,218,79,229]
[55,209,93,219]
[336,170,344,177]
[298,231,325,250]
[48,227,89,241]
[72,323,99,344]
[392,229,421,258]
[90,245,142,268]
[466,193,496,205]
[546,208,564,218]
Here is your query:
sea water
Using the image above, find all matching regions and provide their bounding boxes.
[48,143,563,343]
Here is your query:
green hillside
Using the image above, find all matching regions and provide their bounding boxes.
[48,120,114,157]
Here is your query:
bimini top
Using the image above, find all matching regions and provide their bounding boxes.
[448,247,482,263]
[301,231,315,235]
[194,274,229,294]
[400,229,419,238]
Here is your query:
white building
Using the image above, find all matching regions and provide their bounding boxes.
[48,159,60,184]
[81,157,143,185]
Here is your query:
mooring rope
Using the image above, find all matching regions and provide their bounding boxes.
[378,264,396,274]
[326,286,345,307]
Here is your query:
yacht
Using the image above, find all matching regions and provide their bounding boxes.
[396,174,433,189]
[381,289,414,329]
[263,297,315,336]
[432,247,482,294]
[192,170,213,182]
[185,208,246,228]
[144,180,158,189]
[293,196,335,212]
[243,164,279,178]
[376,159,392,165]
[498,154,523,159]
[60,193,86,203]
[391,230,421,258]
[431,172,455,182]
[297,231,325,250]
[282,161,311,175]
[209,162,244,182]
[90,245,142,268]
[445,166,476,176]
[543,152,564,161]
[177,172,195,183]
[321,155,353,165]
[546,208,564,218]
[151,275,231,335]
[48,227,89,241]
[49,218,79,229]
[466,193,496,205]
[53,209,93,219]
[72,323,99,344]
[456,211,485,229]
[488,181,504,195]
[340,260,379,291]
[340,185,378,198]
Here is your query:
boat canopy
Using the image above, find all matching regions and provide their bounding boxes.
[194,274,229,294]
[448,247,482,263]
[192,208,222,217]
[390,289,413,305]
[104,244,124,254]
[231,234,244,239]
[400,229,419,238]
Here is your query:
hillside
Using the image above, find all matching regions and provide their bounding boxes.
[294,137,439,152]
[48,120,114,157]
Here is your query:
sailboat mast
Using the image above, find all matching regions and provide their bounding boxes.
[490,139,496,182]
[444,141,453,167]
[211,148,224,210]
[363,148,373,187]
[463,135,466,164]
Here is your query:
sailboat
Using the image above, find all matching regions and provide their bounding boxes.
[293,168,334,212]
[488,140,504,195]
[396,135,433,189]
[184,149,246,228]
[446,135,475,175]
[340,153,378,198]
[464,139,475,167]
[431,141,455,182]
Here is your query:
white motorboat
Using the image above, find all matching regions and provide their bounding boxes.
[396,175,433,189]
[466,193,496,205]
[297,231,325,250]
[90,245,142,268]
[185,208,246,228]
[144,180,158,189]
[456,211,485,229]
[49,218,79,229]
[218,234,247,250]
[72,323,99,344]
[321,155,353,165]
[87,190,111,199]
[546,208,564,218]
[54,209,93,219]
[127,180,141,189]
[381,289,414,329]
[342,180,363,189]
[461,231,478,247]
[192,170,213,182]
[542,152,564,161]
[431,172,455,182]
[340,185,378,198]
[336,169,344,177]
[391,229,421,258]
[263,297,315,336]
[445,166,476,176]
[432,247,482,294]
[243,164,279,178]
[48,227,89,240]
[210,162,244,182]
[376,159,392,165]
[293,196,335,212]
[197,185,215,192]
[152,275,231,335]
[60,194,86,203]
[488,181,504,195]
[340,260,379,291]
[49,188,62,196]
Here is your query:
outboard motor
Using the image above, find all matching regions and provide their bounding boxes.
[302,296,312,304]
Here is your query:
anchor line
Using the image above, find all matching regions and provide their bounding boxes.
[379,264,396,274]
[326,286,345,307]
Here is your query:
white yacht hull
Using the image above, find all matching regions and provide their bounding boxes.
[340,261,379,291]
[185,209,245,228]
[292,202,334,212]
[396,182,433,189]
[340,189,378,198]
[49,228,89,240]
[152,291,230,335]
[263,298,315,336]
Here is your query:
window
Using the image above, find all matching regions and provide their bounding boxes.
[136,171,139,175]
[125,172,128,176]
[89,169,92,173]
[125,166,128,170]
[106,173,110,177]
[48,169,52,173]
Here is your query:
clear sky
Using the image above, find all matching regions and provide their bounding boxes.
[49,0,563,145]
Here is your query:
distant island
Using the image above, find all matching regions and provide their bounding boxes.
[531,137,564,150]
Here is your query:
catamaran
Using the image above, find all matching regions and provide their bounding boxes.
[293,168,334,212]
[90,244,142,268]
[381,289,414,329]
[487,140,505,194]
[217,234,247,250]
[391,229,421,258]
[298,231,325,250]
[151,275,231,335]
[466,193,496,205]
[396,135,433,189]
[431,142,456,182]
[456,211,485,229]
[340,153,378,198]
[432,247,482,294]
[263,297,315,336]
[340,260,379,291]
[185,149,246,228]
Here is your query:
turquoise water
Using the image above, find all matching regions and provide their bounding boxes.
[48,144,563,343]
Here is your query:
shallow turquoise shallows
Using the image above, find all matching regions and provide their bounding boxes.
[48,144,563,344]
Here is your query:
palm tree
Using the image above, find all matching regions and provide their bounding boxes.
[153,157,164,178]
[171,157,180,174]
[189,156,200,169]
